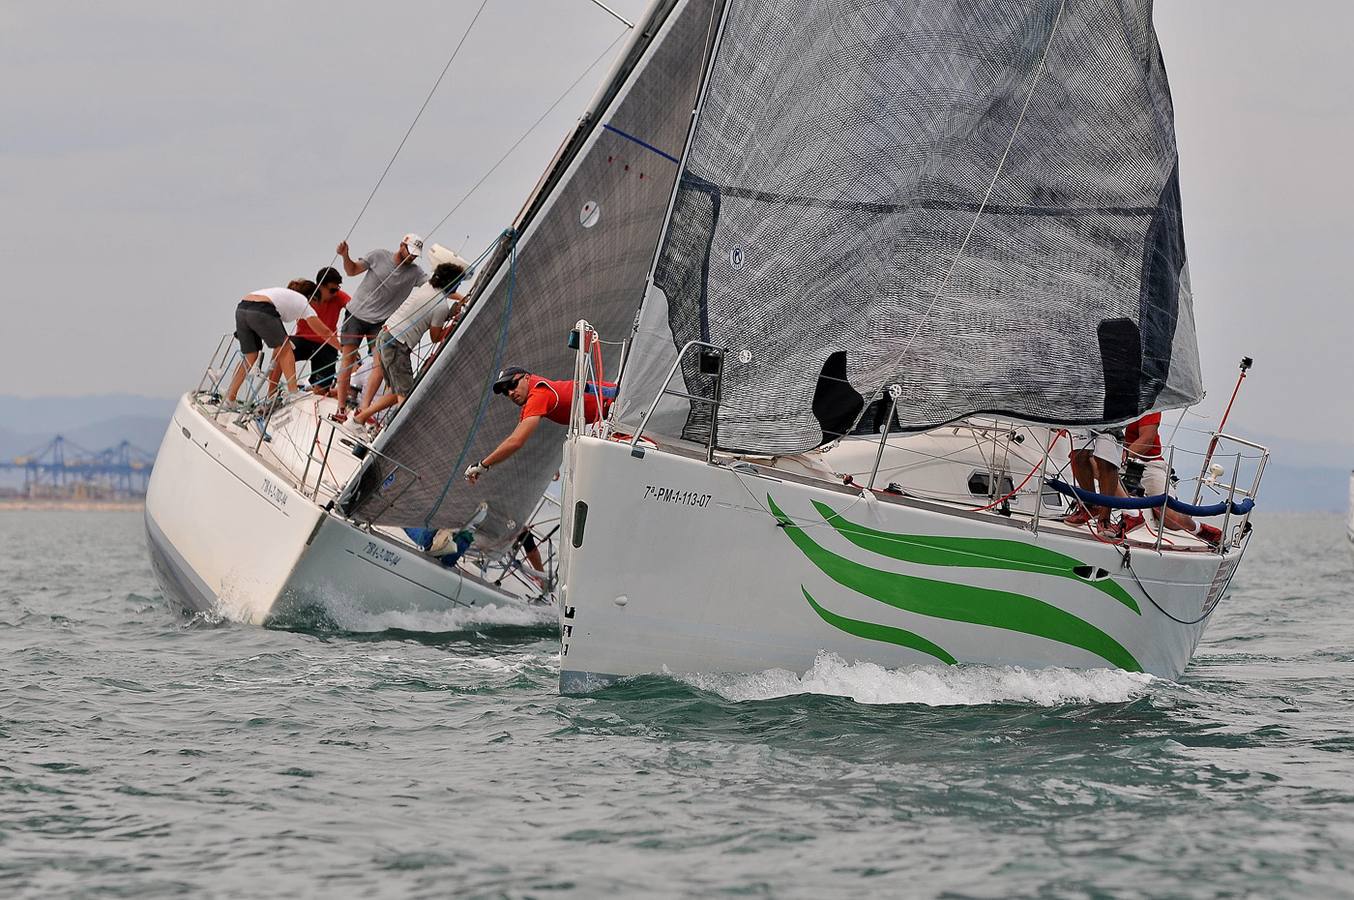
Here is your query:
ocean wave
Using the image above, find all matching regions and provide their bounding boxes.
[317,600,557,634]
[676,651,1156,707]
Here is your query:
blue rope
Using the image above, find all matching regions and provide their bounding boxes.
[1048,479,1255,516]
[601,123,680,164]
[423,230,519,527]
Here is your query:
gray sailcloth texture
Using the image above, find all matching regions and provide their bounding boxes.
[615,0,1203,455]
[348,0,717,540]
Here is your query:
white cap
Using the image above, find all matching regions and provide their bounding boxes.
[401,233,424,257]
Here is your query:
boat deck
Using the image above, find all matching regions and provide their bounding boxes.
[636,431,1229,555]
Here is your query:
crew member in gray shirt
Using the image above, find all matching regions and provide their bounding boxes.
[332,233,428,419]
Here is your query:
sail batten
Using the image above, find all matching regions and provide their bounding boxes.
[614,0,1202,453]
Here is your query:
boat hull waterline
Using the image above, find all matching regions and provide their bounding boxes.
[558,436,1239,692]
[145,395,531,627]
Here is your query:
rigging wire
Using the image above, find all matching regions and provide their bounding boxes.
[253,18,628,435]
[249,0,490,434]
[587,0,635,29]
[339,0,491,245]
[420,27,630,244]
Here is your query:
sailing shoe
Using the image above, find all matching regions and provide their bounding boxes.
[1120,513,1145,534]
[1062,508,1093,527]
[1096,519,1123,540]
[1197,523,1224,548]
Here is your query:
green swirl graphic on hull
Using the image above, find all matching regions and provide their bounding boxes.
[768,496,1142,673]
[802,587,956,664]
[810,500,1141,613]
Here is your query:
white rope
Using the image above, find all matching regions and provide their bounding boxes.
[339,0,491,246]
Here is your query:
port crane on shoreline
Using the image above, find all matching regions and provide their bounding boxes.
[1,436,155,499]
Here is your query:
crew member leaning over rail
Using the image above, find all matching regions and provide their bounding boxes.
[464,367,615,484]
[224,279,340,408]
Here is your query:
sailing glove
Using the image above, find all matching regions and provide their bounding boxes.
[464,460,489,483]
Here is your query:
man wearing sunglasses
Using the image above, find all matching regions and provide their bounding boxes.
[288,267,350,393]
[464,367,615,484]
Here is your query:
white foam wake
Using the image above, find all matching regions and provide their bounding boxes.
[323,601,556,633]
[678,651,1156,707]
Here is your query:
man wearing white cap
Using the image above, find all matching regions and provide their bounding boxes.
[331,233,429,420]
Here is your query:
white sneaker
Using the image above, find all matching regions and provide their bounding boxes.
[463,501,489,531]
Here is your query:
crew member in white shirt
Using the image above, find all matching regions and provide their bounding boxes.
[353,261,467,426]
[225,279,341,406]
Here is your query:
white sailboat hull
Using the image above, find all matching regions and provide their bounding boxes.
[145,395,531,626]
[557,435,1240,691]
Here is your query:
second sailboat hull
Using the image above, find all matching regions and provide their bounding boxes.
[145,394,537,629]
[557,436,1239,691]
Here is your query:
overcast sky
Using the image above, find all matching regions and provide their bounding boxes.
[3,1,1350,447]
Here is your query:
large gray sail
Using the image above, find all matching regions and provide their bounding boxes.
[615,0,1203,455]
[345,0,719,542]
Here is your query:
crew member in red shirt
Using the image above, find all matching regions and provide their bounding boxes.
[292,267,350,393]
[464,366,614,484]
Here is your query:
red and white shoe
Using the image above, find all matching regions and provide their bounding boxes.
[1096,519,1122,539]
[1062,509,1093,526]
[1120,513,1145,534]
[1197,523,1224,547]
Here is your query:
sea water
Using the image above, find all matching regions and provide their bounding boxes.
[1,510,1350,897]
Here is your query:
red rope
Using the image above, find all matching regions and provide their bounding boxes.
[970,429,1067,512]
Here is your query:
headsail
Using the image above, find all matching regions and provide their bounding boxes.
[614,0,1203,455]
[345,0,721,542]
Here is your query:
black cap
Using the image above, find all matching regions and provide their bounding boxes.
[492,366,529,395]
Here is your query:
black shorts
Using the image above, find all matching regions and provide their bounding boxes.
[235,300,286,354]
[340,312,383,345]
[291,336,339,387]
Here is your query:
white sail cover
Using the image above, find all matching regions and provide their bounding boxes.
[345,0,719,540]
[615,0,1203,454]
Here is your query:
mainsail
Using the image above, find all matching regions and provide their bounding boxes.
[615,0,1203,455]
[345,0,720,542]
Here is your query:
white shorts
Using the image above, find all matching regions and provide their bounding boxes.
[1071,430,1123,468]
[1141,458,1168,496]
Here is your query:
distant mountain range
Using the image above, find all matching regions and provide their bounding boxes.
[0,395,177,461]
[0,395,1348,512]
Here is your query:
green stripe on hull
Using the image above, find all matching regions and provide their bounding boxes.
[769,496,1143,673]
[810,500,1140,614]
[803,588,956,665]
